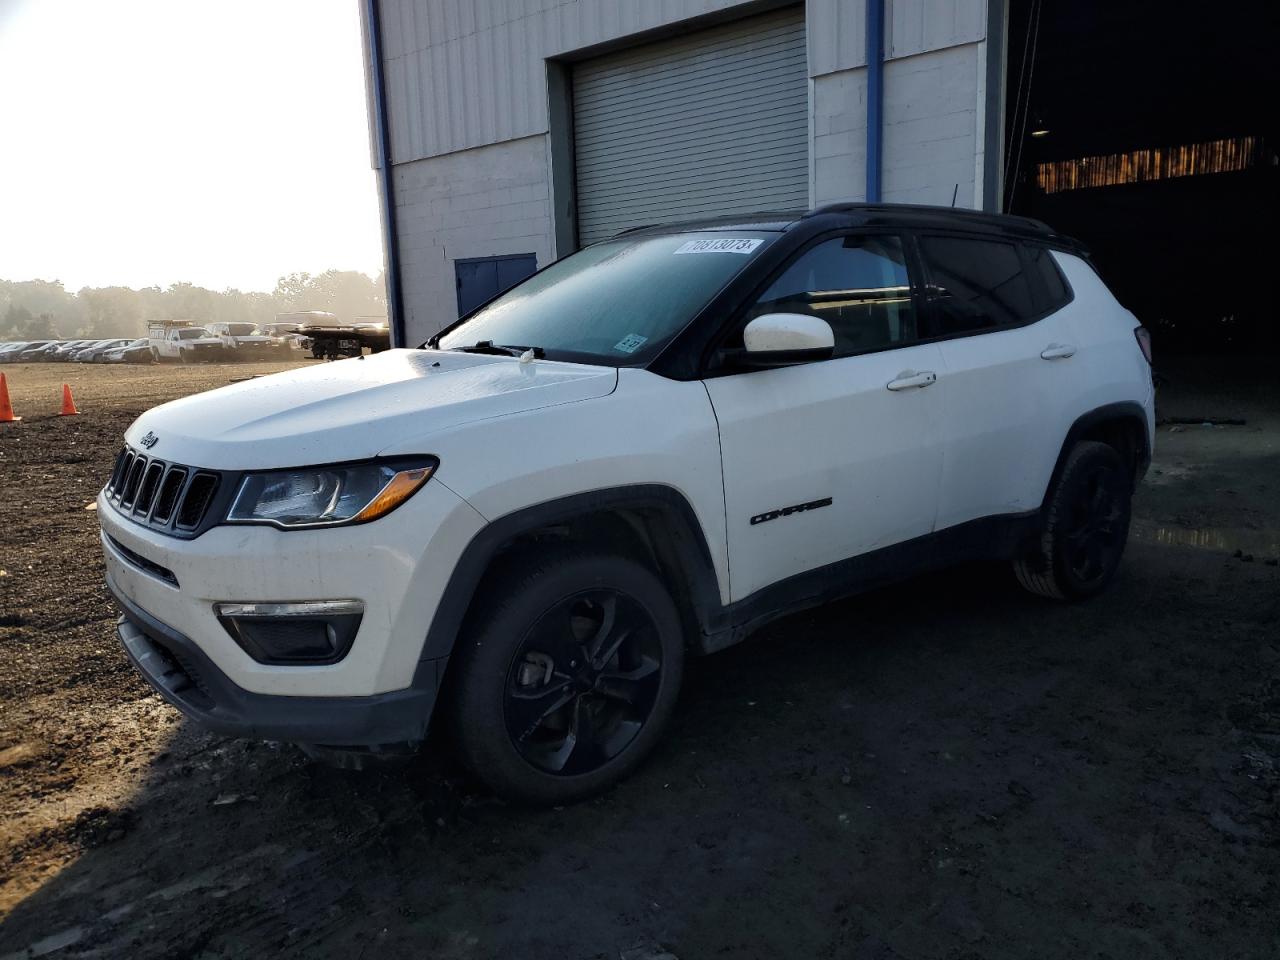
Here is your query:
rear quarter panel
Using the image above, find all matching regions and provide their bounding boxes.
[1053,252,1156,454]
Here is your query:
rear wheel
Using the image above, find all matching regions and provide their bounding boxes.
[449,549,684,804]
[1014,441,1132,599]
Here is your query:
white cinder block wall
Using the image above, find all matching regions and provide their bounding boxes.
[811,0,989,208]
[371,0,996,343]
[392,136,554,339]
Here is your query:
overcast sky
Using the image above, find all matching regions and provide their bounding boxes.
[0,0,384,293]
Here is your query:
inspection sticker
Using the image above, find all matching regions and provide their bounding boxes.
[672,238,763,255]
[613,333,649,354]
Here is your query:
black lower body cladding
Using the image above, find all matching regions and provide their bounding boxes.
[108,574,442,748]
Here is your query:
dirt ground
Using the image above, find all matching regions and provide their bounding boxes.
[0,357,1276,959]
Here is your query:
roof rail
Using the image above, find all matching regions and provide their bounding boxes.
[803,202,1091,251]
[808,201,1055,234]
[612,223,658,237]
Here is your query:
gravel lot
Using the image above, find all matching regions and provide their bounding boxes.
[1,357,1276,959]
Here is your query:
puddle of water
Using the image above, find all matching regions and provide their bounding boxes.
[1131,518,1279,557]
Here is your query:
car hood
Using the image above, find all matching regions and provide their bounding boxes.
[124,348,619,469]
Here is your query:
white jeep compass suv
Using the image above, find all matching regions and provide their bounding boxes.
[99,204,1155,803]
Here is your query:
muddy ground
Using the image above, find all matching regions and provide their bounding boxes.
[1,357,1276,959]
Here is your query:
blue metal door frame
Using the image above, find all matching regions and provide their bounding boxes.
[454,253,537,318]
[865,0,885,203]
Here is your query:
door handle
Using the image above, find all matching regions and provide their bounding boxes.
[1040,343,1076,360]
[886,370,937,391]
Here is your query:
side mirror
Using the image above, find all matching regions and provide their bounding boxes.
[736,312,835,367]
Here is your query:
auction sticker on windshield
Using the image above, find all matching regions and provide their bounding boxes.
[613,333,649,354]
[672,238,764,255]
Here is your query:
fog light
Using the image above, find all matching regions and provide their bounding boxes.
[215,600,363,665]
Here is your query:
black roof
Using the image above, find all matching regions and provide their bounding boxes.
[617,202,1085,251]
[616,213,804,235]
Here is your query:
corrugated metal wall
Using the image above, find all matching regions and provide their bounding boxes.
[377,0,753,165]
[573,7,808,244]
[369,0,996,342]
[377,1,992,166]
[886,0,985,58]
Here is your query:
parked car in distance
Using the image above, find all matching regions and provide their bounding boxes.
[207,322,292,360]
[48,339,93,360]
[0,341,32,361]
[101,203,1155,805]
[255,322,311,352]
[104,338,153,364]
[17,340,62,361]
[147,321,225,363]
[74,339,131,362]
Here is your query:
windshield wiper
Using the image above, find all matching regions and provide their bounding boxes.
[451,341,545,359]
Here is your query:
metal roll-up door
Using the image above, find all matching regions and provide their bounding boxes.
[573,7,808,246]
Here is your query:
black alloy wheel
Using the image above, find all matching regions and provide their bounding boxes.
[450,550,684,804]
[1060,458,1126,587]
[505,590,663,776]
[1014,440,1133,600]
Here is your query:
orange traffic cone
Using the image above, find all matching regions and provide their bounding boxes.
[58,383,79,416]
[0,373,19,423]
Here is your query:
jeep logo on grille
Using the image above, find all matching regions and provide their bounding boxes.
[139,431,159,449]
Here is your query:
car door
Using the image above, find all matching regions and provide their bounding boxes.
[703,232,945,602]
[918,235,1081,530]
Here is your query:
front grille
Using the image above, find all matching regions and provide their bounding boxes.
[177,473,219,529]
[120,455,145,508]
[135,462,164,517]
[152,468,186,523]
[105,446,223,537]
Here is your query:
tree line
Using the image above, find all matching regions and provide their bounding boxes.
[0,270,387,341]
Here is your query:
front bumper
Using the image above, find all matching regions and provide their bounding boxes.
[111,575,440,745]
[98,477,485,698]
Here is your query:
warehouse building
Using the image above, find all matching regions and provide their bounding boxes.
[361,0,1274,352]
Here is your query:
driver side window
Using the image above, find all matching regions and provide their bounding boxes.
[747,234,916,358]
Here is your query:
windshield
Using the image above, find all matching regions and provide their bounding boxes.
[435,232,775,364]
[178,329,210,340]
[225,323,257,335]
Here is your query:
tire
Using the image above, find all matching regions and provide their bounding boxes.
[178,349,190,364]
[1014,441,1132,600]
[448,549,685,805]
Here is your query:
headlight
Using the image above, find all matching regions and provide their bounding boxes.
[227,458,438,528]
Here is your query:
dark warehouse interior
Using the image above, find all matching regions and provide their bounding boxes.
[1003,0,1278,354]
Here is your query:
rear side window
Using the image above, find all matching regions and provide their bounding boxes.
[920,236,1038,335]
[746,234,916,357]
[1025,245,1071,313]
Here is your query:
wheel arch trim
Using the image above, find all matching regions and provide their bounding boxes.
[1043,401,1151,512]
[414,484,724,671]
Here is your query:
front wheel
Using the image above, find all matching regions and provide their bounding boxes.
[449,550,685,805]
[1014,440,1132,600]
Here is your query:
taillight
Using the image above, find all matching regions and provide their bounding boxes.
[1134,326,1153,365]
